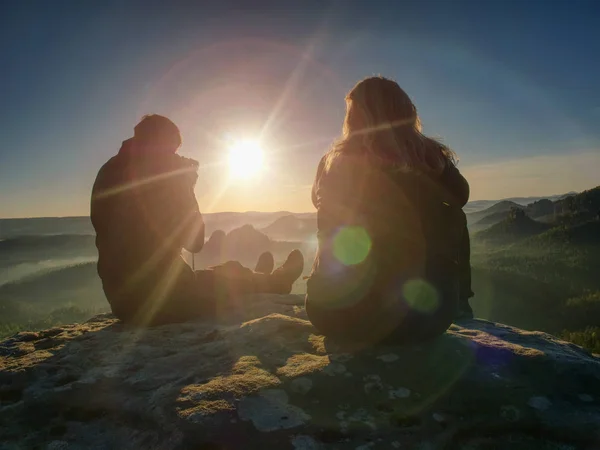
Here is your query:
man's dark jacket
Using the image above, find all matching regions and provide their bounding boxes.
[90,139,204,320]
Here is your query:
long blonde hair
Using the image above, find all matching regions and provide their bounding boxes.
[325,76,456,173]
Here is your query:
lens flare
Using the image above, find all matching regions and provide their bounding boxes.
[333,226,372,266]
[403,279,439,313]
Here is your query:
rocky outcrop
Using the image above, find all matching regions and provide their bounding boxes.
[224,225,271,258]
[260,215,317,241]
[196,225,272,268]
[1,295,600,449]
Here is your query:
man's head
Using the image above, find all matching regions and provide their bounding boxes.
[134,114,182,152]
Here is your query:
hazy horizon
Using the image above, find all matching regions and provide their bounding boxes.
[1,0,599,218]
[0,183,590,221]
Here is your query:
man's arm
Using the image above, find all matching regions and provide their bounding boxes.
[157,159,205,254]
[178,172,205,253]
[181,200,205,253]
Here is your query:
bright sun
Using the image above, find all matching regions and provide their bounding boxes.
[228,139,264,179]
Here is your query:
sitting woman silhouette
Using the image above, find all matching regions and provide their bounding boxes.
[305,76,473,345]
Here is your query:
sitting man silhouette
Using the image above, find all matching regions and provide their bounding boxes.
[305,77,473,345]
[91,114,304,325]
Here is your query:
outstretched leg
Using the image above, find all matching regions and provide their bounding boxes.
[150,250,304,324]
[201,249,304,297]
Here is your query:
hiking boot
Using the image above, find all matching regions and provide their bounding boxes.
[270,249,305,294]
[254,251,275,275]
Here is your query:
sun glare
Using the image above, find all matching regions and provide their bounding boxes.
[228,139,264,179]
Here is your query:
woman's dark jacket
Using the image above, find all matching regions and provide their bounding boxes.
[306,150,469,343]
[90,139,205,318]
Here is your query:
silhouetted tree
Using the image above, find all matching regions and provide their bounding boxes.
[508,207,526,221]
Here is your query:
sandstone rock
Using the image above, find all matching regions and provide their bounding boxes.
[1,294,600,449]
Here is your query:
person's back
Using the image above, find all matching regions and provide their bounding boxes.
[306,77,472,345]
[91,115,204,322]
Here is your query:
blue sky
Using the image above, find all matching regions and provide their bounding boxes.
[1,0,599,218]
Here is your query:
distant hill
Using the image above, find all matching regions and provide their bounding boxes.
[525,198,556,219]
[523,186,600,224]
[0,212,303,239]
[0,262,105,324]
[202,211,306,235]
[0,216,94,238]
[470,216,507,233]
[467,201,523,226]
[468,186,600,229]
[473,210,512,227]
[260,214,317,241]
[552,186,600,222]
[529,220,600,247]
[501,192,577,205]
[225,224,271,254]
[476,209,550,242]
[195,224,272,268]
[464,192,577,214]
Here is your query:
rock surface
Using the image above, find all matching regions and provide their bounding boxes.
[1,294,600,449]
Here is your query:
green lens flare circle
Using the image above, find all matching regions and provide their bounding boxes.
[403,279,439,314]
[333,226,372,266]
